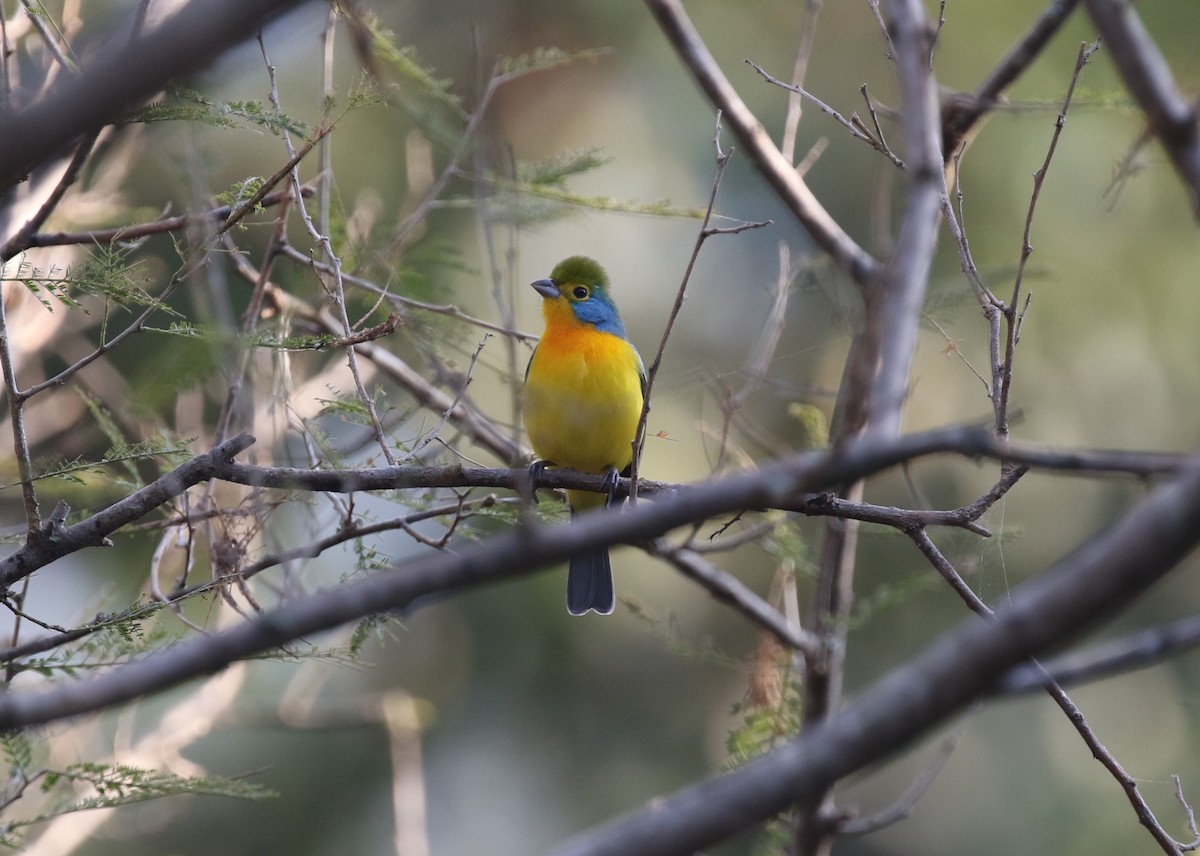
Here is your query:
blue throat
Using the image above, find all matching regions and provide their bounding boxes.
[573,298,627,338]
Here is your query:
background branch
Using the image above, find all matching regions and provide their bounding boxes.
[643,0,879,285]
[1085,0,1200,215]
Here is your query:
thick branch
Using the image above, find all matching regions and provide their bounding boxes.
[548,458,1200,856]
[0,426,1194,727]
[0,426,1003,728]
[863,0,944,439]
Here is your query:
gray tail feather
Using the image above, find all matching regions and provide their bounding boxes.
[567,550,614,615]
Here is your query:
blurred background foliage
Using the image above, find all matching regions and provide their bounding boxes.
[2,0,1200,854]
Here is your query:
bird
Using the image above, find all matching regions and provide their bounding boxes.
[521,256,646,615]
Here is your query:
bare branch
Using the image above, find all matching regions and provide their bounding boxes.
[17,0,76,75]
[647,542,821,655]
[779,0,823,165]
[274,243,533,340]
[0,433,256,589]
[997,40,1099,435]
[0,424,1016,727]
[631,114,768,499]
[0,130,99,261]
[746,60,904,168]
[8,188,311,256]
[838,711,974,836]
[911,527,1193,854]
[0,289,41,537]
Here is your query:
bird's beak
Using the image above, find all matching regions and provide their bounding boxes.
[530,279,560,299]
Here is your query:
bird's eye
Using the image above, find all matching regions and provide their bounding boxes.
[571,286,589,300]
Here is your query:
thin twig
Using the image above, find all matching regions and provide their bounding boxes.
[0,129,100,262]
[0,285,41,537]
[18,0,76,74]
[839,709,975,836]
[943,0,1082,164]
[269,38,393,465]
[399,333,492,464]
[12,188,311,253]
[629,112,769,501]
[997,40,1099,437]
[997,613,1200,694]
[779,0,823,165]
[233,255,525,464]
[275,243,533,340]
[648,541,821,655]
[748,59,904,169]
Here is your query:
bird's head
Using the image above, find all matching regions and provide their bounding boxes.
[531,256,627,337]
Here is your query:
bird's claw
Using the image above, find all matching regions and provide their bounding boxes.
[527,459,551,504]
[601,465,620,506]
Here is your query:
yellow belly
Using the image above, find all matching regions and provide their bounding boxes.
[522,327,644,485]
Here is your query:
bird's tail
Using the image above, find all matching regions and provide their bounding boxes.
[566,494,615,615]
[567,548,614,615]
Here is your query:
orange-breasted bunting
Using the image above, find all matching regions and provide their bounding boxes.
[522,256,646,615]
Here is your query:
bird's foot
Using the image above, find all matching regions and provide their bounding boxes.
[600,465,621,507]
[526,459,551,504]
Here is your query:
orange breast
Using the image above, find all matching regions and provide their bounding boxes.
[522,323,644,479]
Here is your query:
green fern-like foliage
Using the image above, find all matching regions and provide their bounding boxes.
[461,169,706,225]
[0,762,274,847]
[496,46,610,79]
[13,243,181,317]
[18,601,182,679]
[519,148,613,188]
[20,429,191,493]
[0,710,272,848]
[726,652,805,856]
[38,762,275,807]
[133,87,307,136]
[366,19,463,115]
